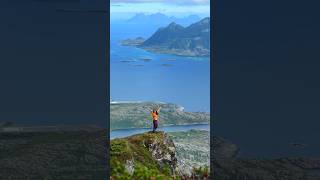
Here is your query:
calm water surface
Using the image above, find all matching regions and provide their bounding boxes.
[110,123,209,139]
[110,23,210,112]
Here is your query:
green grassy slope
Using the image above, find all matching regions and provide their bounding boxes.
[110,131,210,179]
[110,102,210,130]
[110,131,176,179]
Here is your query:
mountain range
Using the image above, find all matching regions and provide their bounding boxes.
[139,17,210,56]
[126,13,201,27]
[121,17,210,57]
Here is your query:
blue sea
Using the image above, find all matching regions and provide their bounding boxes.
[111,123,209,139]
[110,23,210,112]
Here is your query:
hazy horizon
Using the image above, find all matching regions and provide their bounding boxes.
[110,0,210,20]
[110,1,210,112]
[111,12,210,21]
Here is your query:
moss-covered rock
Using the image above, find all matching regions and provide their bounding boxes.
[110,131,178,179]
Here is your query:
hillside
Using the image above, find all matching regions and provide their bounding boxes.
[110,102,210,130]
[110,131,209,179]
[139,17,210,56]
[0,129,107,179]
[168,130,210,175]
[213,136,320,179]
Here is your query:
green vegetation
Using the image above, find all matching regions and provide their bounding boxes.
[110,132,176,179]
[110,102,210,178]
[191,166,210,179]
[110,102,210,130]
[111,161,172,180]
[110,131,210,179]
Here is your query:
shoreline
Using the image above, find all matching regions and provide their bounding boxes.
[110,122,210,132]
[140,46,210,57]
[118,40,210,58]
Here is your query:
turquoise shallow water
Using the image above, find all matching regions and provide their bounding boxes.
[110,123,209,139]
[110,23,210,112]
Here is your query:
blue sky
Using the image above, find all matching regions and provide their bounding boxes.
[111,0,210,19]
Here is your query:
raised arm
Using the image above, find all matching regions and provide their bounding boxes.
[157,106,161,112]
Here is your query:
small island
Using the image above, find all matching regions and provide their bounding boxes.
[139,57,152,62]
[120,37,145,46]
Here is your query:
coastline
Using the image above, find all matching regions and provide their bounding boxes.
[110,122,210,132]
[110,123,210,139]
[140,46,210,57]
[118,39,210,57]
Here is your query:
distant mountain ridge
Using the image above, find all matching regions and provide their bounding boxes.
[126,13,202,27]
[139,17,210,56]
[110,102,209,130]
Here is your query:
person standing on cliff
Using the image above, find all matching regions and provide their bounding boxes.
[146,106,161,133]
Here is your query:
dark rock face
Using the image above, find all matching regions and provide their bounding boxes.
[145,132,178,175]
[142,22,185,46]
[212,136,320,180]
[140,17,210,57]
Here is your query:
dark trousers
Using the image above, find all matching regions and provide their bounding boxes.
[153,120,158,132]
